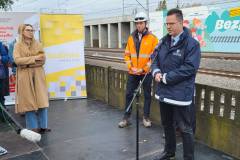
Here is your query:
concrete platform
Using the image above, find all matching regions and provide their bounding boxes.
[0,130,47,160]
[0,99,238,160]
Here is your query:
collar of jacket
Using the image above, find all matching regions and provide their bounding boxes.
[131,28,149,38]
[162,27,190,49]
[131,28,150,56]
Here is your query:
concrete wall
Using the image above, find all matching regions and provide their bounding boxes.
[85,15,132,26]
[121,22,130,49]
[100,24,108,48]
[86,64,240,159]
[84,15,133,49]
[84,26,90,47]
[109,23,118,48]
[130,21,136,33]
[92,25,99,47]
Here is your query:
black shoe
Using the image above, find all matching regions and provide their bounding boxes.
[40,128,51,134]
[153,151,175,160]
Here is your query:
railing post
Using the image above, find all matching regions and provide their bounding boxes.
[104,66,110,104]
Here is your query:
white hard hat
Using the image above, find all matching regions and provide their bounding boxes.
[134,12,148,22]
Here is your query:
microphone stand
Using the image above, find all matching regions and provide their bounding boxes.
[125,49,159,160]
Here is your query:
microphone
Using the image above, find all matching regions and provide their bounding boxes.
[0,104,41,143]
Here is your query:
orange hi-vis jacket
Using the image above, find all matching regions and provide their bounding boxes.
[124,29,159,75]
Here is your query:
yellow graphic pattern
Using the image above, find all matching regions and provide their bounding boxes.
[46,66,87,98]
[40,14,84,47]
[230,7,240,17]
[46,66,85,82]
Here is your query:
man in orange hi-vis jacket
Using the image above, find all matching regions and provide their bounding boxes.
[118,12,158,128]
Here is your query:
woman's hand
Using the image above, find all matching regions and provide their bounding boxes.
[35,54,45,61]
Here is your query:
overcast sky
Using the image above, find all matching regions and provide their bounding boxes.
[5,0,232,19]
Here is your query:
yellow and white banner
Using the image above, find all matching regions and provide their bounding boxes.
[40,14,87,99]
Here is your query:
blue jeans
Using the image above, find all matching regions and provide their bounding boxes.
[25,108,48,129]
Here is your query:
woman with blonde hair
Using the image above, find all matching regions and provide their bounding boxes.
[13,24,50,133]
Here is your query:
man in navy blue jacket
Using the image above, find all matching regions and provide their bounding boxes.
[152,9,201,160]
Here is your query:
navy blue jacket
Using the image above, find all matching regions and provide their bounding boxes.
[0,42,9,81]
[0,42,9,96]
[0,42,8,64]
[8,39,17,74]
[151,27,201,106]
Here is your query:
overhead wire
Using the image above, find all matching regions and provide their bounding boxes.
[9,0,239,18]
[82,0,238,16]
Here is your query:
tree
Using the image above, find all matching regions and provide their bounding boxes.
[156,0,167,11]
[0,0,15,10]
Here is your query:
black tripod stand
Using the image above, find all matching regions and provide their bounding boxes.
[125,49,159,160]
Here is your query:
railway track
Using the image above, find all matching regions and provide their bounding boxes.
[85,47,240,60]
[85,53,240,79]
[198,69,240,79]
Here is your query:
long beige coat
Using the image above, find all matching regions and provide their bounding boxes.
[13,41,49,113]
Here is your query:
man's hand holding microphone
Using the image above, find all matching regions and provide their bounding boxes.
[154,73,162,82]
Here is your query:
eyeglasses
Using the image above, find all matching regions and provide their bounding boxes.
[164,22,179,26]
[135,17,145,21]
[24,29,35,32]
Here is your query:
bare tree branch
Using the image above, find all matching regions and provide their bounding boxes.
[0,0,15,10]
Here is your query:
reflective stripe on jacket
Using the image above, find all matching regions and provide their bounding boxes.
[124,29,158,75]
